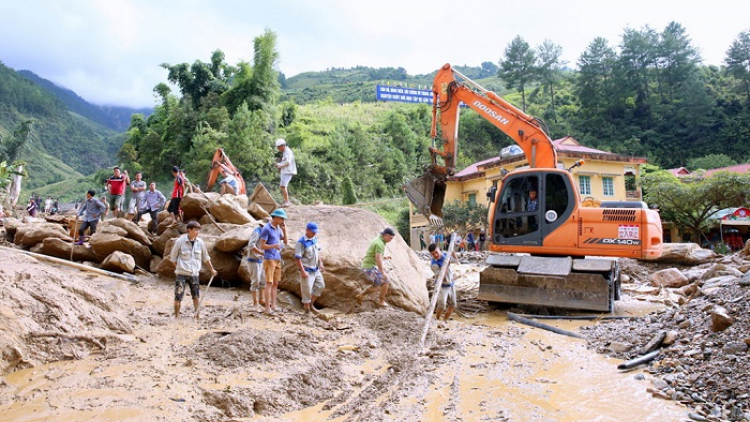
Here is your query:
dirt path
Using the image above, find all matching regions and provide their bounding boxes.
[0,246,692,422]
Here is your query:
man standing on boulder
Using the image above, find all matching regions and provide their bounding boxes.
[135,182,167,235]
[355,227,396,307]
[167,166,184,224]
[169,221,217,319]
[260,209,287,315]
[295,222,325,314]
[274,138,296,207]
[105,167,129,219]
[127,171,147,221]
[76,189,107,245]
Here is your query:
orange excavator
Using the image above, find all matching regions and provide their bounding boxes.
[405,63,663,312]
[206,148,247,195]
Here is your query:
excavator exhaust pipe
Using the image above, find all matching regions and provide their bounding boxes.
[405,172,446,226]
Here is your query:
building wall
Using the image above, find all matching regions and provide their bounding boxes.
[445,157,640,206]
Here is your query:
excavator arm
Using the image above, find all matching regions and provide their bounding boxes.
[406,63,557,224]
[206,148,247,195]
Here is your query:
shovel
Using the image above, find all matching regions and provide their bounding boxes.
[195,274,215,319]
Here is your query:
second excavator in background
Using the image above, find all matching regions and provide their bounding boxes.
[405,63,663,312]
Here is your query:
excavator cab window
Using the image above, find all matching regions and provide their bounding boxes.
[494,175,540,241]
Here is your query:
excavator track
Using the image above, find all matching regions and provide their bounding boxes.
[478,255,620,312]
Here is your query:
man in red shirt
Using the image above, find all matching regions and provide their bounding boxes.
[105,167,130,219]
[167,166,184,224]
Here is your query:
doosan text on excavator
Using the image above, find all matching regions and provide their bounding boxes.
[405,63,663,312]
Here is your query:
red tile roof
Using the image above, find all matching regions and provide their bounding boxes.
[666,167,690,177]
[453,156,499,178]
[703,163,750,177]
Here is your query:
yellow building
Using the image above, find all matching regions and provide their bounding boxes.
[408,137,647,248]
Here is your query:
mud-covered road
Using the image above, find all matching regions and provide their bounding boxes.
[0,245,690,422]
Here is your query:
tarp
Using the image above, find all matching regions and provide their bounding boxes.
[721,207,750,226]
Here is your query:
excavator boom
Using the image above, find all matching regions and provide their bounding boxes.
[206,149,247,195]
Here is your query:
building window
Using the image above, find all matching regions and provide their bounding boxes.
[603,177,614,196]
[468,193,477,206]
[579,175,591,195]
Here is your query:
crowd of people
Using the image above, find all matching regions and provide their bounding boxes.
[419,229,486,252]
[25,195,60,217]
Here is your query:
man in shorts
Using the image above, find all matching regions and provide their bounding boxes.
[168,221,217,319]
[244,222,266,309]
[75,189,107,245]
[105,167,129,219]
[294,222,325,314]
[127,171,147,220]
[356,227,396,307]
[260,209,288,314]
[167,166,184,224]
[428,243,459,321]
[274,138,297,207]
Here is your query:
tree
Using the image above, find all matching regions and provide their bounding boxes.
[574,37,617,142]
[0,119,33,163]
[657,22,701,102]
[342,175,358,205]
[440,200,488,234]
[687,154,736,171]
[499,36,537,111]
[725,30,750,103]
[536,40,566,122]
[643,171,750,241]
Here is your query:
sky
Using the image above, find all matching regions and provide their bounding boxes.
[1,0,748,109]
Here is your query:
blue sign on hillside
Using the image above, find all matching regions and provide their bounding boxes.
[376,85,432,104]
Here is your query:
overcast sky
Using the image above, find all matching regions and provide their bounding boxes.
[1,0,748,108]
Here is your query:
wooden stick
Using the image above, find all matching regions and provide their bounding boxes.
[70,216,79,261]
[10,248,137,282]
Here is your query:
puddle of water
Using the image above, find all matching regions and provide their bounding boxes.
[466,312,687,422]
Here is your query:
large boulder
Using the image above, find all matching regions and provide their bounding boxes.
[100,251,136,273]
[277,205,429,314]
[180,193,220,221]
[648,268,689,288]
[89,232,151,269]
[225,194,249,209]
[152,226,181,256]
[652,243,717,265]
[247,202,271,221]
[208,197,255,225]
[95,224,128,237]
[215,225,257,253]
[198,221,242,237]
[33,237,98,262]
[2,217,22,241]
[14,223,72,248]
[104,219,152,246]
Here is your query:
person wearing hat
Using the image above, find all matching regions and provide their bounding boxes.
[167,166,184,224]
[356,227,396,307]
[260,208,288,314]
[274,138,297,207]
[168,221,217,319]
[219,170,239,195]
[294,222,325,313]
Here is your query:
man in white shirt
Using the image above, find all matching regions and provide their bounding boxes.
[274,138,297,207]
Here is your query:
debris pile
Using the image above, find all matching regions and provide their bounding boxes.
[584,254,750,421]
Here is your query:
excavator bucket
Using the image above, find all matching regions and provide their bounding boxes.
[404,171,446,226]
[478,255,619,312]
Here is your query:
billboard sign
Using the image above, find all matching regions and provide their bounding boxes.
[376,85,432,104]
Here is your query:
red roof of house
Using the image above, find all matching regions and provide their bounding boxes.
[704,164,750,177]
[667,167,691,177]
[453,137,611,179]
[453,156,499,178]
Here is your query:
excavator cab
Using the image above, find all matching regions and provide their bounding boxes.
[404,170,447,226]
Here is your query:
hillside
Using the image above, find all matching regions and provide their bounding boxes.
[0,61,120,190]
[17,70,152,132]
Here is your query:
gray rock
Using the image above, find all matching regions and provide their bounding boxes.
[688,412,707,421]
[709,306,734,332]
[722,342,749,355]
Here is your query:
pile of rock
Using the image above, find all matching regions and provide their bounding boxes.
[583,251,750,421]
[3,193,431,314]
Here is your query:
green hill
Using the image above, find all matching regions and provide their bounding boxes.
[0,61,121,190]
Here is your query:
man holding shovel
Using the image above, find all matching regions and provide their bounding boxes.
[168,221,217,319]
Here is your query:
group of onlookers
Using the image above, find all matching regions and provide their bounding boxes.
[420,229,486,252]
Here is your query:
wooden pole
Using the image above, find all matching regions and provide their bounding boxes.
[11,248,137,282]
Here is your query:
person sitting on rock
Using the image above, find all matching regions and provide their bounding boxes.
[219,170,239,195]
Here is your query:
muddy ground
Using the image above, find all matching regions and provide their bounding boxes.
[0,243,730,422]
